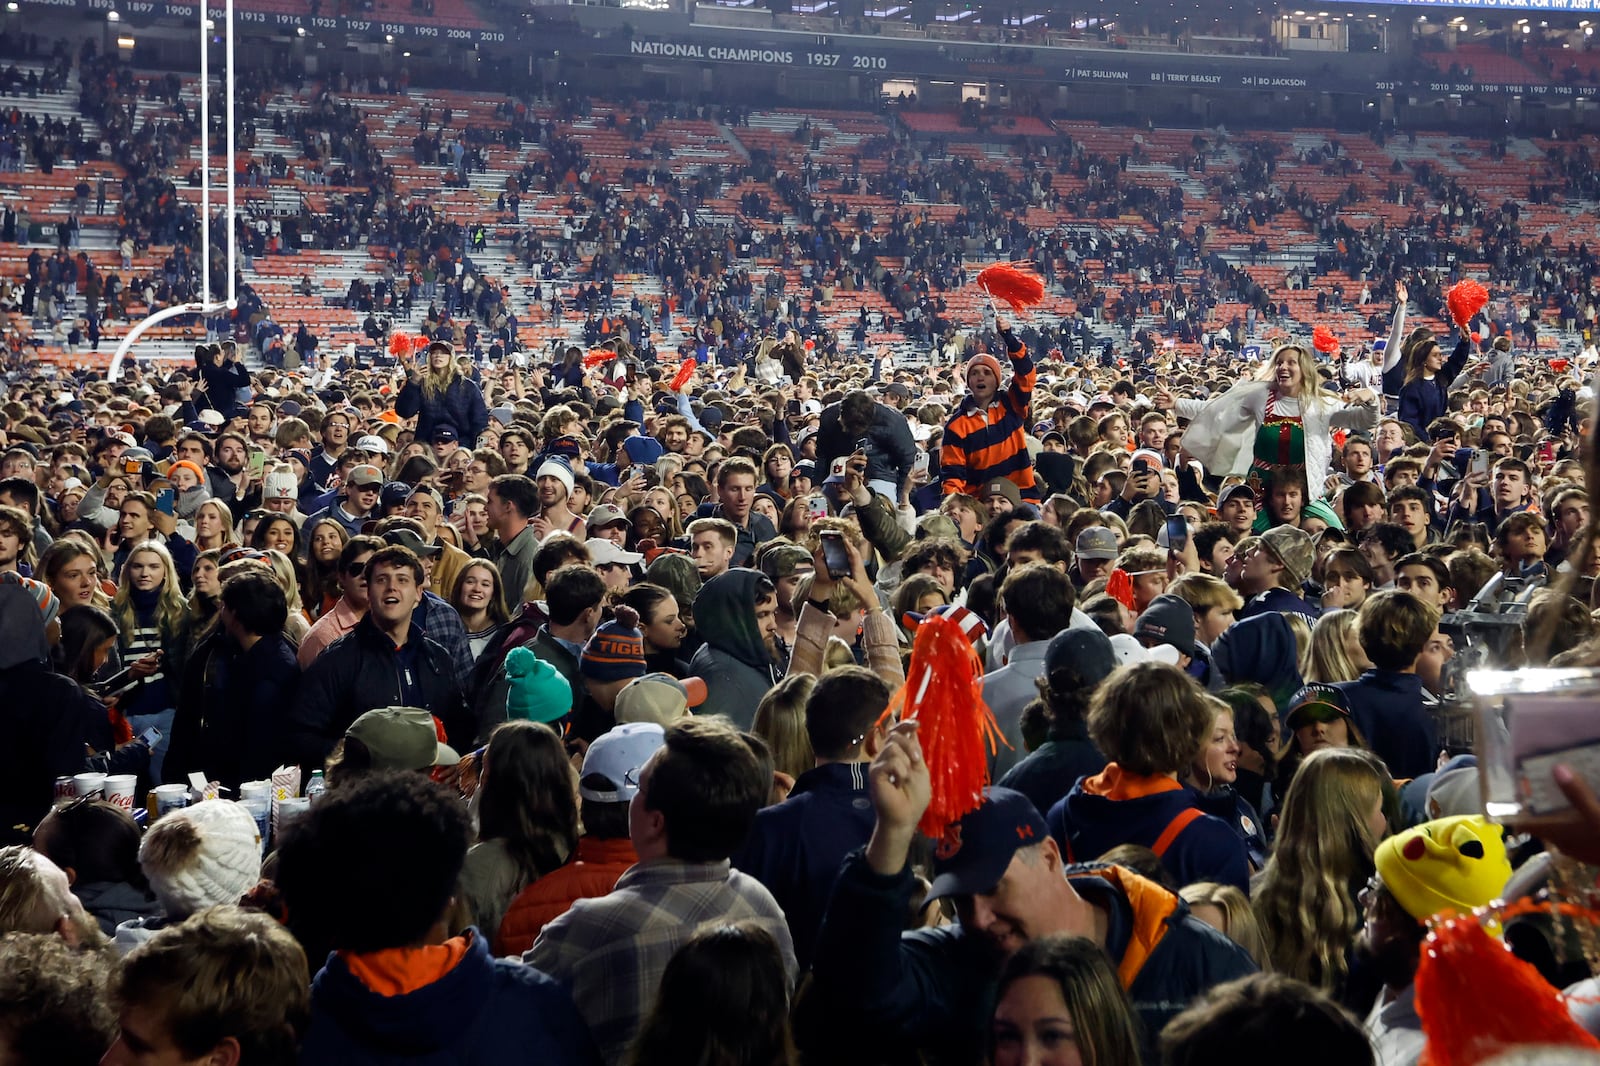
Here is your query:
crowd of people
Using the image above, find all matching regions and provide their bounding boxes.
[4,26,1600,1066]
[1,283,1599,1065]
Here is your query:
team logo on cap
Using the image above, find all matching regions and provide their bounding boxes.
[935,824,964,860]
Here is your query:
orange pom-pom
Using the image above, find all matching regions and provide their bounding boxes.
[1333,428,1348,448]
[1446,279,1490,329]
[1417,906,1600,1066]
[1105,569,1136,612]
[1313,325,1339,354]
[411,335,430,352]
[881,614,1006,837]
[582,349,614,368]
[669,358,696,392]
[388,332,413,358]
[803,339,815,351]
[975,263,1046,312]
[1551,358,1571,373]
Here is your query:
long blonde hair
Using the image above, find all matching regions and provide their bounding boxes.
[1251,748,1387,990]
[112,541,189,649]
[751,673,816,783]
[1255,344,1324,409]
[192,498,236,551]
[421,344,462,399]
[1180,882,1271,971]
[1303,609,1364,684]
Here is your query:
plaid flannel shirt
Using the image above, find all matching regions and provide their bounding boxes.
[525,858,796,1064]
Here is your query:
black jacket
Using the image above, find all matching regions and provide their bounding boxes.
[196,356,251,420]
[289,616,468,767]
[165,630,301,792]
[394,375,489,448]
[815,399,920,498]
[0,661,113,845]
[800,856,1256,1066]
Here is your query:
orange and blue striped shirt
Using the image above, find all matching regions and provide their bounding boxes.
[939,333,1038,500]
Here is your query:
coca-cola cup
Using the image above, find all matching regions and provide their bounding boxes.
[104,775,138,812]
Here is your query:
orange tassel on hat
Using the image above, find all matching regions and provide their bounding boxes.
[1313,325,1339,354]
[1417,902,1600,1066]
[1105,569,1136,612]
[880,614,1007,837]
[669,358,696,392]
[975,264,1046,313]
[1446,280,1490,329]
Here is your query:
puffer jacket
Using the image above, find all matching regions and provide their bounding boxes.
[688,568,783,730]
[395,373,489,447]
[287,615,469,768]
[494,836,637,958]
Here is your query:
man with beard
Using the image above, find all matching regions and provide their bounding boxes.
[1357,816,1510,1066]
[207,432,259,518]
[688,568,785,730]
[533,456,585,539]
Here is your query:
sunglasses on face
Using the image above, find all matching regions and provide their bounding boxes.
[346,560,372,577]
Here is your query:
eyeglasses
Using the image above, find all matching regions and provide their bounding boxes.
[345,560,372,577]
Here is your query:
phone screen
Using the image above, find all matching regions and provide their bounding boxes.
[820,532,849,579]
[1164,515,1189,553]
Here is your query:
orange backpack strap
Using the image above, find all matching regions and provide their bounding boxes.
[1151,807,1206,859]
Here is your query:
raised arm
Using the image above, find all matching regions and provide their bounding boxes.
[1382,281,1409,374]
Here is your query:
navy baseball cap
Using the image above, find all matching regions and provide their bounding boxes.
[927,788,1050,902]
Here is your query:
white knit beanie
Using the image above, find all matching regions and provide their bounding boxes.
[263,469,299,502]
[139,800,263,919]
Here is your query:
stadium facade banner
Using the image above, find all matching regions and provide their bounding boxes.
[52,0,1600,97]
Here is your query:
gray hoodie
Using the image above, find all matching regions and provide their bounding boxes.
[688,568,783,730]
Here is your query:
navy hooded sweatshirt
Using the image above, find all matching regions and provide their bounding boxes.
[1047,765,1250,892]
[301,931,600,1066]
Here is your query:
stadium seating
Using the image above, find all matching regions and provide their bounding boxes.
[3,44,1597,374]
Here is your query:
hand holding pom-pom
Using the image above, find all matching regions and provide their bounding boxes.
[975,263,1046,313]
[1446,279,1489,329]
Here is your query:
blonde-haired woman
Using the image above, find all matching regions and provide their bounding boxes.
[261,548,312,647]
[1162,343,1379,504]
[751,672,816,797]
[109,540,190,779]
[1303,609,1371,684]
[1180,883,1271,970]
[191,498,236,554]
[394,338,488,447]
[1251,747,1390,998]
